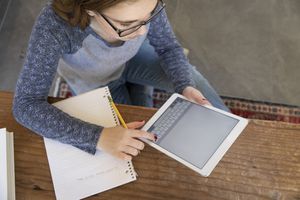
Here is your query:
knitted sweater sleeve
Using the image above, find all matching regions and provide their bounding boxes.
[147,9,196,94]
[12,9,103,155]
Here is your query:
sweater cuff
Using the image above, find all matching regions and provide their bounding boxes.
[73,125,103,155]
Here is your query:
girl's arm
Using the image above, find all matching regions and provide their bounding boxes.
[12,9,102,155]
[147,9,196,94]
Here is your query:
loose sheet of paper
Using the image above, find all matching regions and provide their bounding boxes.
[0,128,15,200]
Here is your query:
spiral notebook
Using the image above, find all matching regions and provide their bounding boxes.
[44,87,136,200]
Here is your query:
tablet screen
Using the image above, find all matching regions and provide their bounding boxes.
[148,97,239,169]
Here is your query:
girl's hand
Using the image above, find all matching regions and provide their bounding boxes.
[97,121,155,161]
[182,86,212,106]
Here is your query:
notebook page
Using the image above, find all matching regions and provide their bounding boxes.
[44,87,136,200]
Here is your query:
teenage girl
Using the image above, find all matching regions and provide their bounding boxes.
[13,0,229,161]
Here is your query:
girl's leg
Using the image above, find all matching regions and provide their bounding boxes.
[190,66,230,112]
[124,39,230,111]
[106,77,132,105]
[126,82,154,107]
[124,39,170,107]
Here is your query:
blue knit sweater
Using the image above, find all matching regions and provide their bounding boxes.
[12,4,195,154]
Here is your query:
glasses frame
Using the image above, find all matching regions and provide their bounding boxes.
[100,0,166,37]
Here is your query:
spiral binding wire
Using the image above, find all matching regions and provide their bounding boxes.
[104,87,136,180]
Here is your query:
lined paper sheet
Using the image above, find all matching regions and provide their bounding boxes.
[44,87,136,200]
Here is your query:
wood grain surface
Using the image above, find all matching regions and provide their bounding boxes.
[0,91,299,200]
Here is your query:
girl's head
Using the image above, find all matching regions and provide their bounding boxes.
[52,0,164,41]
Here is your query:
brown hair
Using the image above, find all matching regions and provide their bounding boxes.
[52,0,135,29]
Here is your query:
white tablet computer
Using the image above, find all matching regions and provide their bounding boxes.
[141,93,248,176]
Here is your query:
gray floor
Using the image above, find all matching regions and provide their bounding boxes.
[0,0,299,106]
[0,0,46,92]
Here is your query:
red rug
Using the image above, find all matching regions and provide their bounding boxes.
[55,81,300,124]
[222,96,300,124]
[153,92,300,124]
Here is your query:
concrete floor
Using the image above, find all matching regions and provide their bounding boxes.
[0,0,46,92]
[0,0,299,106]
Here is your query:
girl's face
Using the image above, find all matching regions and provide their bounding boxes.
[87,0,158,42]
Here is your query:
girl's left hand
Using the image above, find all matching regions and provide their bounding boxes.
[182,86,212,106]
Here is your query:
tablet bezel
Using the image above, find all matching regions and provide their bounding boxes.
[141,93,248,176]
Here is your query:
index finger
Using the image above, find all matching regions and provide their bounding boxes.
[129,130,155,141]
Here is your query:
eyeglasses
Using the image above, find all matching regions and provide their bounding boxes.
[100,0,166,37]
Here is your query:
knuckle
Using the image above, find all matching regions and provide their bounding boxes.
[122,137,129,144]
[119,153,129,161]
[135,131,143,137]
[139,142,145,150]
[132,149,138,156]
[143,132,151,138]
[125,155,132,161]
[122,134,131,143]
[134,141,144,150]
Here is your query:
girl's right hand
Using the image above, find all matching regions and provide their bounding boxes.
[97,120,156,161]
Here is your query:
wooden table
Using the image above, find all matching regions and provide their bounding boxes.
[0,91,299,200]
